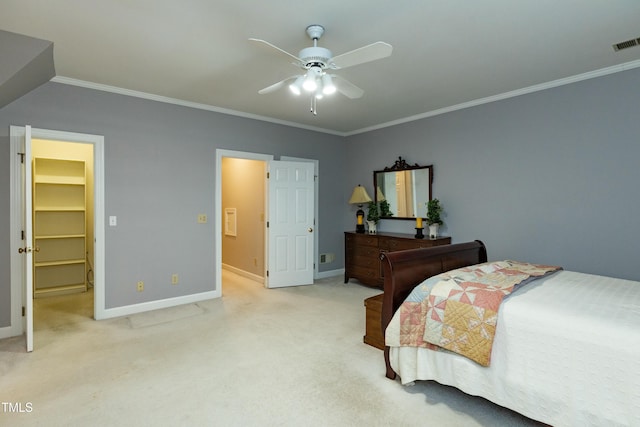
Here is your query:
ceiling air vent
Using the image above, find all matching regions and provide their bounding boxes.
[612,37,640,52]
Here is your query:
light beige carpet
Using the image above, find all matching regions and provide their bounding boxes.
[0,272,542,426]
[127,304,205,329]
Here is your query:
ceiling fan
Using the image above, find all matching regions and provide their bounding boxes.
[250,25,392,115]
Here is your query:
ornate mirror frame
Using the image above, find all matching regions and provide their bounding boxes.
[373,157,433,220]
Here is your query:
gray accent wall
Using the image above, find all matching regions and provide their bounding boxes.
[346,67,640,281]
[2,66,639,329]
[0,82,346,324]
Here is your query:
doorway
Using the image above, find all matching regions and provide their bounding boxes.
[217,150,272,294]
[215,149,318,294]
[221,157,267,284]
[9,126,105,351]
[31,138,95,330]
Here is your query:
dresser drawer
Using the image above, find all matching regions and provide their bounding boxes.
[350,245,379,259]
[350,254,379,269]
[379,237,420,251]
[345,233,378,248]
[350,266,379,285]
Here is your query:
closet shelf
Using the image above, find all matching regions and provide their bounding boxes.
[34,207,86,212]
[34,283,87,297]
[35,177,85,185]
[35,234,85,240]
[35,259,85,268]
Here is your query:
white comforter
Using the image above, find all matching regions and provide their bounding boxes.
[387,270,640,427]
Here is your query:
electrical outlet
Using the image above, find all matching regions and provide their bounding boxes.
[197,214,207,224]
[137,281,144,292]
[171,274,179,285]
[320,253,335,264]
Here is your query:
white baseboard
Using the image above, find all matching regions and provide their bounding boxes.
[316,268,344,280]
[222,263,264,284]
[96,290,221,320]
[0,324,22,340]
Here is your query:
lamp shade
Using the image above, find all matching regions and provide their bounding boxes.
[349,185,372,205]
[376,187,386,202]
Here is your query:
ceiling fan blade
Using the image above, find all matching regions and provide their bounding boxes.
[331,75,364,99]
[330,42,393,69]
[258,76,298,94]
[249,38,303,67]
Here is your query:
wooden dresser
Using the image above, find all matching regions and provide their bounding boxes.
[344,232,451,288]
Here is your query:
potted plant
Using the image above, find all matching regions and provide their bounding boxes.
[379,199,393,217]
[426,198,443,239]
[366,201,380,234]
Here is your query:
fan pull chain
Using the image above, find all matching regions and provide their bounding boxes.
[310,96,318,116]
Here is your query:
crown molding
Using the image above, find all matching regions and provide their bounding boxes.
[52,58,640,138]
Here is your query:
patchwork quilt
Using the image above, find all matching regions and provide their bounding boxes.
[386,260,562,366]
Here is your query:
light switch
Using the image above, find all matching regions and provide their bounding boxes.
[197,214,207,224]
[109,216,117,226]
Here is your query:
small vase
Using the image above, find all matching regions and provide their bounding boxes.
[367,221,377,234]
[428,224,439,239]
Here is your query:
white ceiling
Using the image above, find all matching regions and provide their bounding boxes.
[3,1,640,135]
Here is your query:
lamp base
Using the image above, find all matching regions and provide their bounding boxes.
[356,207,366,233]
[415,227,425,239]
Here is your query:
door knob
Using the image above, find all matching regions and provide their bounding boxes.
[18,247,26,253]
[308,227,313,233]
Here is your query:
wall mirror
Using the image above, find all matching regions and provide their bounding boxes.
[373,157,433,220]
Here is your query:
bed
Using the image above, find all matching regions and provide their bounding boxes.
[380,241,640,427]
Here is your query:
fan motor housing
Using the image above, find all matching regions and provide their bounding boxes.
[298,47,332,69]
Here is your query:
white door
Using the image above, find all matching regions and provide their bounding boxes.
[20,126,34,352]
[267,160,315,288]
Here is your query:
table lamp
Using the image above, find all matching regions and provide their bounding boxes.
[349,185,372,233]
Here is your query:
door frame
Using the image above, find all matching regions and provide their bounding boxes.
[215,150,320,293]
[7,126,105,343]
[215,149,273,294]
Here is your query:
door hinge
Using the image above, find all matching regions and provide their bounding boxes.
[21,230,25,240]
[267,172,270,179]
[266,221,269,228]
[18,152,25,164]
[22,306,25,316]
[266,270,269,277]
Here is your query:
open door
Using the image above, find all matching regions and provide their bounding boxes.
[19,125,34,352]
[267,160,315,288]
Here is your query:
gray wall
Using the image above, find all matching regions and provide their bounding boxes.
[346,68,640,281]
[2,66,639,328]
[0,82,346,322]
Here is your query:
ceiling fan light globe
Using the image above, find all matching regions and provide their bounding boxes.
[289,76,304,95]
[303,74,317,92]
[322,74,336,95]
[289,84,301,95]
